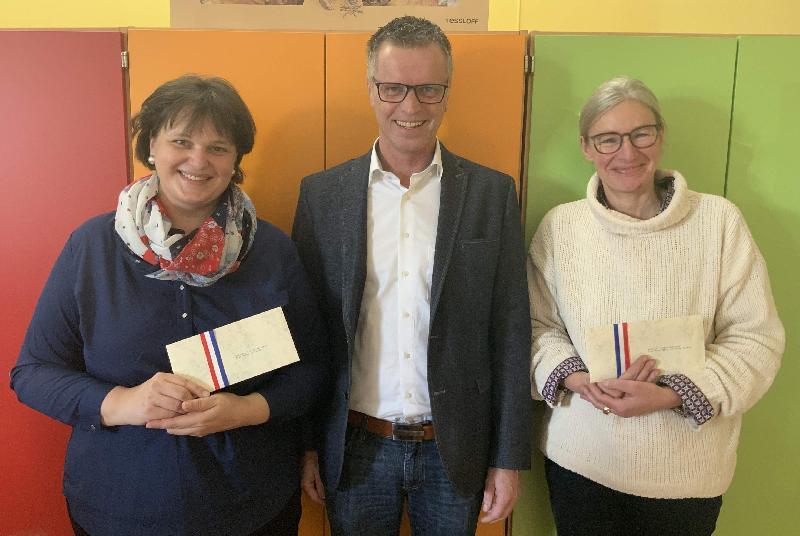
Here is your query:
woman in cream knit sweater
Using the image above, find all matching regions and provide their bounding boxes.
[528,77,784,535]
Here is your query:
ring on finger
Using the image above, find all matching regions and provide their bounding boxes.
[602,406,611,415]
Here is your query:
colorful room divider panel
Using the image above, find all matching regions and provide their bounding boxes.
[523,34,737,244]
[720,35,800,536]
[127,29,328,535]
[0,30,128,536]
[326,33,526,536]
[517,33,739,536]
[127,29,325,235]
[325,33,528,191]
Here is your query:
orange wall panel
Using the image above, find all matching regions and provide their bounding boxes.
[298,494,328,536]
[326,33,527,190]
[128,29,325,235]
[325,33,525,536]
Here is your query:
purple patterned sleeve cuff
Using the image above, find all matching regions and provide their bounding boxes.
[542,356,588,406]
[658,374,714,425]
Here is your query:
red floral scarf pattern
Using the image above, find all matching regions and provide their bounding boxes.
[114,174,256,287]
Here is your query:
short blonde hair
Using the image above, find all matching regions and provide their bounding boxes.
[579,76,665,140]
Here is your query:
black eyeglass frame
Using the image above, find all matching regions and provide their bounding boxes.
[588,124,661,154]
[373,81,450,104]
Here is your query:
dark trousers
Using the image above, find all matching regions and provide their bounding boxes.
[545,458,722,536]
[69,488,302,536]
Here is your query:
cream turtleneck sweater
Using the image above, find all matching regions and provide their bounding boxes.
[528,171,784,498]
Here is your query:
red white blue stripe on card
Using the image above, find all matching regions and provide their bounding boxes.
[613,323,631,377]
[199,329,229,390]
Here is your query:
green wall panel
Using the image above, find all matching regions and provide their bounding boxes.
[517,34,738,536]
[720,35,800,536]
[523,34,738,245]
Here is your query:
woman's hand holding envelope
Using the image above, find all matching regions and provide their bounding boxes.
[100,372,210,426]
[567,354,680,417]
[564,372,607,409]
[566,355,665,414]
[145,392,270,437]
[591,380,682,418]
[596,355,660,397]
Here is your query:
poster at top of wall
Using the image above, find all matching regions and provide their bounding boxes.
[170,0,488,31]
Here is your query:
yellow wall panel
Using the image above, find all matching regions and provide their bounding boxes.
[4,0,798,34]
[520,0,800,34]
[489,0,520,31]
[128,29,325,235]
[0,0,168,28]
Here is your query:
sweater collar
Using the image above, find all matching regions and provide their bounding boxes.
[586,170,693,235]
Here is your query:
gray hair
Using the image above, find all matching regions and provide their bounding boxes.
[579,76,665,140]
[366,16,453,81]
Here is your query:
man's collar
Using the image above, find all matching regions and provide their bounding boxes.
[369,139,443,184]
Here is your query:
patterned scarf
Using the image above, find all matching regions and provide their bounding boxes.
[114,174,257,287]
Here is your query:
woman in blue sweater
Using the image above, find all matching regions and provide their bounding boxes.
[11,75,328,536]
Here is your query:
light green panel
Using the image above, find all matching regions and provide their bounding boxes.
[523,34,738,245]
[719,35,800,536]
[517,34,738,536]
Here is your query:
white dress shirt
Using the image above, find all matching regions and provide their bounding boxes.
[349,141,443,422]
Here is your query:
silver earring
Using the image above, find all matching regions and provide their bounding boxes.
[147,155,155,166]
[231,169,236,176]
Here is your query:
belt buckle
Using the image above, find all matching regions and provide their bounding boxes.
[391,422,425,442]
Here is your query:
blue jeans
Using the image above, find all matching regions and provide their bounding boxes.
[326,427,482,536]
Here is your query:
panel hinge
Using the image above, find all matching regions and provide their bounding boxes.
[524,55,534,74]
[121,51,129,69]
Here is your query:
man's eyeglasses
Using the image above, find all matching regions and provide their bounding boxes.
[589,124,660,154]
[374,82,449,104]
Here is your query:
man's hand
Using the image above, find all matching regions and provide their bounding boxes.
[480,467,520,524]
[301,450,326,504]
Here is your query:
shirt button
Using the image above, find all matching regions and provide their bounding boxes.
[403,311,410,319]
[89,424,97,432]
[181,312,188,319]
[405,392,412,399]
[403,232,410,239]
[404,352,412,360]
[402,270,409,277]
[179,284,185,290]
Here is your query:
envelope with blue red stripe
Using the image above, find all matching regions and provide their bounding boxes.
[585,315,705,383]
[166,307,299,392]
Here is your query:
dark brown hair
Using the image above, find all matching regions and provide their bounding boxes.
[131,75,256,183]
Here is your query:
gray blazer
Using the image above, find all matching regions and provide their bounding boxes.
[292,145,532,495]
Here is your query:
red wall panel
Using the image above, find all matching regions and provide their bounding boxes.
[0,30,128,534]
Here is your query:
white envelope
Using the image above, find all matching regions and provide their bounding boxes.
[584,315,705,382]
[166,307,299,392]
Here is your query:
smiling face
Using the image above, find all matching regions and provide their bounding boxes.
[149,117,237,227]
[581,99,664,202]
[369,42,449,168]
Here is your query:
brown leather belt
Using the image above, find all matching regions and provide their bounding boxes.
[347,410,435,442]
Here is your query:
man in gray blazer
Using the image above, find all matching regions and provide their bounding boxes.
[292,16,531,535]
